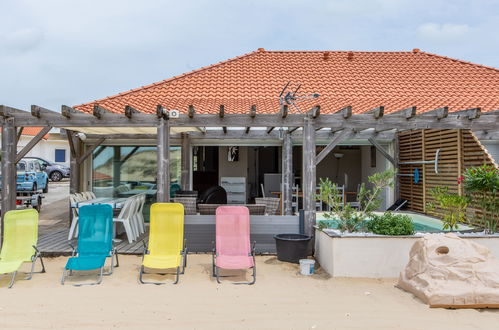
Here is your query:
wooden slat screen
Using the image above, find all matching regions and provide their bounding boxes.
[398,129,497,225]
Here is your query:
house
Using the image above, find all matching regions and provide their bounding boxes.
[1,48,499,250]
[1,127,69,165]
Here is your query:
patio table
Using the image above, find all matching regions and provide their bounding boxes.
[70,197,128,209]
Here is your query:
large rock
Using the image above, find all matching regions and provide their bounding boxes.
[398,233,499,308]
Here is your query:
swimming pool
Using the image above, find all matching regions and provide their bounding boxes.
[316,211,472,232]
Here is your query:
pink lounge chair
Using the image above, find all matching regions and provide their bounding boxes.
[212,206,256,285]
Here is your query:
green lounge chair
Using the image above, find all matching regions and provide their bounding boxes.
[0,209,45,288]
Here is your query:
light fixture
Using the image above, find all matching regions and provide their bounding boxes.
[333,153,344,159]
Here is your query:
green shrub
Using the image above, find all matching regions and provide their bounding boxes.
[366,212,414,235]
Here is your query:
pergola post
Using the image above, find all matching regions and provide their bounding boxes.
[282,131,293,215]
[1,117,17,243]
[157,118,170,202]
[302,116,316,236]
[67,130,81,194]
[112,146,122,191]
[180,132,192,190]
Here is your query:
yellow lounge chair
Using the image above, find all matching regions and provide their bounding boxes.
[139,203,187,285]
[0,209,45,288]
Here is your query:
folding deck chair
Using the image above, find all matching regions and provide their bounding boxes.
[61,204,118,286]
[212,206,256,285]
[139,203,187,285]
[0,209,45,288]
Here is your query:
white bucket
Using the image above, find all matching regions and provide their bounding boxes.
[299,259,315,275]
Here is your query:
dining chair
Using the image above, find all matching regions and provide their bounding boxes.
[113,198,137,243]
[134,194,146,235]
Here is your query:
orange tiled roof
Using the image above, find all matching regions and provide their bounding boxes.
[74,49,499,115]
[0,127,49,139]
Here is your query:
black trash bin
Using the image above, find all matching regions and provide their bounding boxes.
[274,234,312,263]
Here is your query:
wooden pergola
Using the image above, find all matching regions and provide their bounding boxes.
[1,103,498,240]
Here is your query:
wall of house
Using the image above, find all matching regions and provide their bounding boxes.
[480,141,499,165]
[316,147,361,193]
[218,146,249,200]
[17,135,70,165]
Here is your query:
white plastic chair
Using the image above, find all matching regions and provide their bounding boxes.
[134,194,146,235]
[113,197,137,243]
[68,194,80,240]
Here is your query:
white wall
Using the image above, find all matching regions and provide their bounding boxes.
[360,145,390,209]
[17,136,70,165]
[316,147,361,192]
[480,140,499,165]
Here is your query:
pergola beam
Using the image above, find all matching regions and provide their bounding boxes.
[335,106,352,119]
[280,104,288,118]
[315,129,355,165]
[367,106,384,119]
[420,107,448,120]
[453,107,481,120]
[124,105,141,119]
[2,105,499,130]
[387,106,416,119]
[93,105,112,119]
[188,105,196,118]
[15,126,53,163]
[77,137,106,164]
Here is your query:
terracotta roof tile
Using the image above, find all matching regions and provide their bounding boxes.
[1,127,49,139]
[74,49,499,115]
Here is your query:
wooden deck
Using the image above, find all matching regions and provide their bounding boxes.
[37,214,301,256]
[38,228,149,256]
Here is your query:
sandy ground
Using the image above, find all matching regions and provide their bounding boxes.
[1,255,498,329]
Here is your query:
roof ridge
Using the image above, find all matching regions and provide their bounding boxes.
[74,49,262,108]
[418,51,499,73]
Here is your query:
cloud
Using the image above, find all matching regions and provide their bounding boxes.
[417,23,471,42]
[0,27,44,54]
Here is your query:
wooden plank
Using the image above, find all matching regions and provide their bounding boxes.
[249,105,257,118]
[419,107,448,120]
[280,104,288,118]
[93,105,112,119]
[453,108,481,120]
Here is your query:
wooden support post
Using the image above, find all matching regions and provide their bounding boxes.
[282,131,293,215]
[181,133,192,190]
[16,127,24,145]
[112,146,121,192]
[393,132,400,200]
[67,130,81,194]
[1,117,17,242]
[302,116,316,236]
[157,118,170,202]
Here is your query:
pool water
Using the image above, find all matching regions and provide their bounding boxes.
[316,212,472,232]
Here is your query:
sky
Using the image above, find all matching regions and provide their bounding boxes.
[1,0,498,111]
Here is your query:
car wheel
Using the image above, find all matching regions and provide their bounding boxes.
[43,180,49,193]
[32,183,37,192]
[50,171,63,182]
[34,196,42,212]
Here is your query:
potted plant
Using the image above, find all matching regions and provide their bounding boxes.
[462,165,499,233]
[317,168,397,232]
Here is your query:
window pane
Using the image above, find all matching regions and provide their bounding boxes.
[55,149,66,162]
[91,145,181,222]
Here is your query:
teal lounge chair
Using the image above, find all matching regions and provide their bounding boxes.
[61,204,118,286]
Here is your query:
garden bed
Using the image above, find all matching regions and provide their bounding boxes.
[314,228,499,278]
